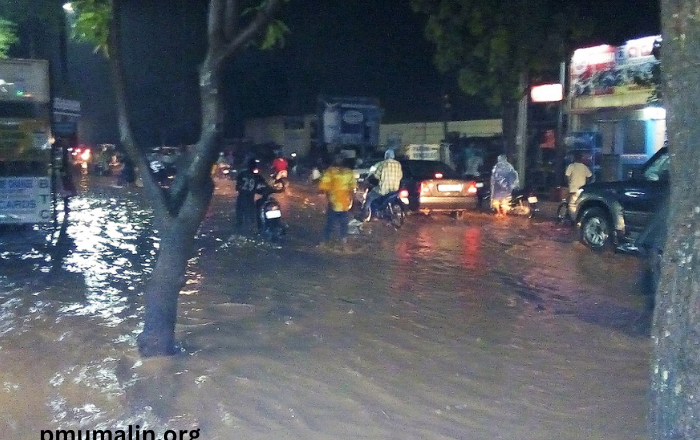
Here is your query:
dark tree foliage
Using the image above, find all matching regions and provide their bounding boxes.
[409,0,592,153]
[0,0,64,58]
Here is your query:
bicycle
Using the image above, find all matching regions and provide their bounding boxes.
[556,195,574,226]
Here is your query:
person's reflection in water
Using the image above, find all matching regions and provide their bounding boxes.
[47,216,76,277]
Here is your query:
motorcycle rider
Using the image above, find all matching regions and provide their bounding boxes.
[363,149,403,218]
[490,154,519,217]
[271,151,288,181]
[564,151,593,195]
[235,158,269,233]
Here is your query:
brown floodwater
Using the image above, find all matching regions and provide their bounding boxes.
[0,176,650,440]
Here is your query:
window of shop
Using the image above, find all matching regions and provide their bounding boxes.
[624,120,646,155]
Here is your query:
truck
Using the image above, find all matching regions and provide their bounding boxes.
[316,96,382,159]
[0,59,55,226]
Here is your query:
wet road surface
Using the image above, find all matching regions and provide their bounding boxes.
[0,175,651,439]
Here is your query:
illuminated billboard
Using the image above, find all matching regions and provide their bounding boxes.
[0,59,50,103]
[570,36,660,97]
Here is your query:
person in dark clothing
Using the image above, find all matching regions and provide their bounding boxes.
[118,156,136,186]
[235,158,268,233]
[59,143,77,213]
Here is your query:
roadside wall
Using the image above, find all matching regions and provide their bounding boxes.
[244,116,502,156]
[380,120,502,146]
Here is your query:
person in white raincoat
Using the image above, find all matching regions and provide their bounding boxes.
[490,154,519,216]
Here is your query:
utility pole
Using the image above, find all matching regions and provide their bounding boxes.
[516,73,528,188]
[555,61,567,186]
[442,93,450,141]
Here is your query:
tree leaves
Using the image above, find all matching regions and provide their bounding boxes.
[0,18,18,58]
[412,0,591,109]
[69,0,111,55]
[259,18,289,49]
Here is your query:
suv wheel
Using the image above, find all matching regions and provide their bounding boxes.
[580,207,611,251]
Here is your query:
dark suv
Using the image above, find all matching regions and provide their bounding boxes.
[569,146,669,251]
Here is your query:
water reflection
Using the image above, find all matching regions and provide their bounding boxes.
[0,184,650,440]
[0,190,163,436]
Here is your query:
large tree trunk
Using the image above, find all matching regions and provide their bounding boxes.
[650,1,700,438]
[136,182,213,356]
[105,0,283,357]
[107,0,219,357]
[137,220,197,356]
[136,60,220,356]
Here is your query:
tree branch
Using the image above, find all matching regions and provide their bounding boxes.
[216,0,284,67]
[208,0,226,48]
[107,0,170,219]
[224,0,239,41]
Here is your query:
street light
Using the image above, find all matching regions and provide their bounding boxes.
[59,3,76,95]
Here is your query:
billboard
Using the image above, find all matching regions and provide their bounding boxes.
[318,96,382,147]
[0,176,53,224]
[0,59,50,103]
[570,36,660,97]
[0,119,51,161]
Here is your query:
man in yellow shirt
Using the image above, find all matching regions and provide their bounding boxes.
[318,154,356,249]
[565,151,593,194]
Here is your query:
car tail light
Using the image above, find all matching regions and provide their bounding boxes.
[420,182,432,195]
[434,172,443,179]
[466,182,478,195]
[399,189,409,204]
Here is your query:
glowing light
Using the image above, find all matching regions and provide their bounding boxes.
[531,84,563,103]
[643,106,666,120]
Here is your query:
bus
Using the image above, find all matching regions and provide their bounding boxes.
[0,59,55,226]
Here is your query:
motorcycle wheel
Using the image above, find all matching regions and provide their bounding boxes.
[528,203,537,219]
[358,204,372,223]
[262,218,283,242]
[388,201,405,228]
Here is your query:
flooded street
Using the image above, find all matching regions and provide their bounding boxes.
[0,176,650,440]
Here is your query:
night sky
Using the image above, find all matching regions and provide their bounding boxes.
[62,0,660,146]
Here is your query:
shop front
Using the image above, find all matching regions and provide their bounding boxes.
[568,35,664,181]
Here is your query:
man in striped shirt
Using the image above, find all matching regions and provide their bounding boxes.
[364,149,403,216]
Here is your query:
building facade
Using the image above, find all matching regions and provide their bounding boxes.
[568,35,665,180]
[244,115,502,158]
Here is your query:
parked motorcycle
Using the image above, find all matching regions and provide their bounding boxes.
[257,186,286,242]
[506,189,539,218]
[485,188,539,218]
[357,177,408,228]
